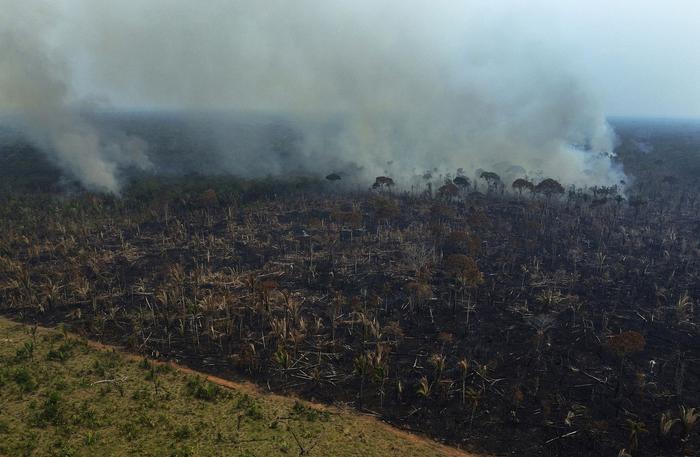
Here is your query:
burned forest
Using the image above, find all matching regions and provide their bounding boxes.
[1,120,700,456]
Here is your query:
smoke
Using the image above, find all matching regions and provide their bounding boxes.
[0,1,151,193]
[2,0,625,192]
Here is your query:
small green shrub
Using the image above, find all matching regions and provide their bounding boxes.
[84,431,99,446]
[91,353,121,377]
[15,341,34,361]
[131,387,152,401]
[173,424,193,440]
[13,367,37,392]
[290,401,329,422]
[157,364,174,374]
[48,437,77,457]
[118,421,139,440]
[184,376,227,402]
[34,392,64,427]
[70,401,98,427]
[138,357,153,370]
[47,340,76,362]
[236,394,264,420]
[169,445,194,457]
[91,359,107,377]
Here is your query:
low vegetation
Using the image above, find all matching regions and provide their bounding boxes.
[1,120,699,456]
[0,318,473,457]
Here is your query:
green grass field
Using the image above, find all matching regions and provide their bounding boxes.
[0,318,472,457]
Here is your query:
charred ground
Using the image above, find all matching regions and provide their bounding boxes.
[1,119,700,456]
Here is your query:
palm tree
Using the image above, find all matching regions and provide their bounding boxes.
[369,345,391,407]
[658,412,678,445]
[458,358,470,405]
[429,353,446,384]
[608,330,646,398]
[626,419,647,454]
[445,254,484,327]
[680,405,699,439]
[416,376,431,399]
[465,387,482,432]
[353,352,371,408]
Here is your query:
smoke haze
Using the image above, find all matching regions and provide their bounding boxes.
[1,0,626,192]
[0,1,151,193]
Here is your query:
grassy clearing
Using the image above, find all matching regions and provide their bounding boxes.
[0,317,472,457]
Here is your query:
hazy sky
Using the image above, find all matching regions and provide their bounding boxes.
[538,0,700,118]
[45,0,700,119]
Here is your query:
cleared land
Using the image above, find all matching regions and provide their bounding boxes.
[0,317,478,457]
[2,119,700,456]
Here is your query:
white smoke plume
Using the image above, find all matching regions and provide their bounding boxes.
[2,0,625,192]
[0,0,151,194]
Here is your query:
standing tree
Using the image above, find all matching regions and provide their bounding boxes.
[534,178,565,198]
[438,181,460,199]
[458,358,470,405]
[372,176,395,191]
[512,178,534,196]
[453,175,470,190]
[445,254,484,327]
[608,330,646,399]
[479,171,502,193]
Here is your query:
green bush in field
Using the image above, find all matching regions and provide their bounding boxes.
[184,376,228,401]
[47,340,78,363]
[14,342,34,362]
[34,391,64,427]
[13,367,37,393]
[291,401,330,422]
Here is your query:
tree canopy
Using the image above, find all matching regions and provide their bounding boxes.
[534,178,564,196]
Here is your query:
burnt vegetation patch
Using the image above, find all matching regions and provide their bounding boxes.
[1,120,700,456]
